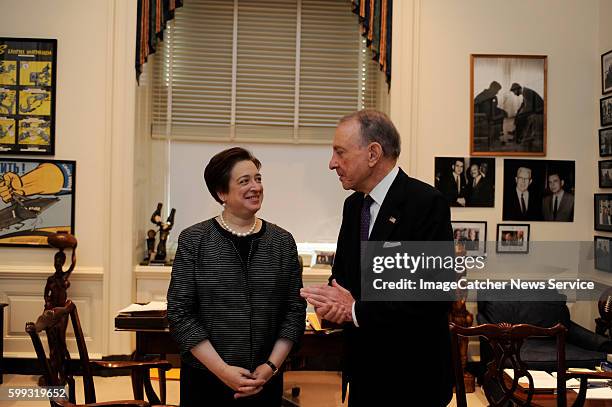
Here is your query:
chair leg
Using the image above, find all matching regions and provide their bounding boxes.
[158,367,166,405]
[131,368,144,401]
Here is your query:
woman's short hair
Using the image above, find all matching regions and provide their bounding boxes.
[204,147,261,205]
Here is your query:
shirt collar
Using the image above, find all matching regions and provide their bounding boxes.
[516,187,529,199]
[368,167,399,206]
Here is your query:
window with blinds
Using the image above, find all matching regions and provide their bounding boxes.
[151,0,380,143]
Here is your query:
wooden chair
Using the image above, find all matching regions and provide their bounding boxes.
[450,322,612,407]
[26,300,172,407]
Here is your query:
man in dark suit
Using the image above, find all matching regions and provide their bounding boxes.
[300,110,454,407]
[503,166,542,221]
[542,172,574,221]
[474,81,505,150]
[466,162,493,207]
[438,158,467,207]
[510,83,544,147]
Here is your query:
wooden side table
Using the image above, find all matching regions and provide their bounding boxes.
[0,303,7,384]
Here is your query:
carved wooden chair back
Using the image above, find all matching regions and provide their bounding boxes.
[26,300,97,407]
[450,322,569,407]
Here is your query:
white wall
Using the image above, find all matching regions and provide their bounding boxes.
[0,0,136,356]
[0,0,111,266]
[406,0,598,242]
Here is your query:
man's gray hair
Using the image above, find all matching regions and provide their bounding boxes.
[339,109,401,159]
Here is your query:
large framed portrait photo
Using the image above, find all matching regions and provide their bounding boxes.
[602,49,612,94]
[0,158,75,246]
[471,54,547,156]
[502,159,575,222]
[434,157,495,208]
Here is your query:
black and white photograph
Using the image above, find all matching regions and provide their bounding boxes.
[599,160,612,188]
[594,236,612,272]
[599,128,612,157]
[434,157,495,207]
[496,224,529,254]
[452,221,487,256]
[470,54,547,156]
[602,49,612,94]
[502,159,575,222]
[601,95,612,127]
[595,193,612,232]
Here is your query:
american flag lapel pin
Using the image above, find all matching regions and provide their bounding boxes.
[389,216,396,224]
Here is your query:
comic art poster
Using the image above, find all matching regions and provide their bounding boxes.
[0,38,56,155]
[0,158,75,246]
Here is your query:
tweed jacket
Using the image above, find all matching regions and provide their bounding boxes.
[167,219,306,371]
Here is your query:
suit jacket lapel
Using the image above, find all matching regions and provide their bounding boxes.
[369,169,406,241]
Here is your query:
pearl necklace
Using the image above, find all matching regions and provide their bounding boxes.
[219,213,257,237]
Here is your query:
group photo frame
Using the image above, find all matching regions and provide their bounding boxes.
[600,96,612,127]
[470,54,547,156]
[496,223,530,254]
[599,128,612,157]
[451,221,487,257]
[602,49,612,94]
[594,193,612,232]
[434,157,495,208]
[594,236,612,272]
[599,160,612,188]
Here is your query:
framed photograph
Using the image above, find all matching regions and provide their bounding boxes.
[599,128,612,157]
[602,50,612,94]
[502,159,575,222]
[496,224,529,254]
[594,193,612,232]
[594,236,612,272]
[0,158,75,246]
[435,157,495,207]
[452,221,487,256]
[601,96,612,127]
[311,250,334,269]
[0,38,57,155]
[599,160,612,188]
[470,54,547,156]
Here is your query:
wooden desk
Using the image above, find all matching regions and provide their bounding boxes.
[120,326,343,365]
[0,303,7,384]
[502,373,612,407]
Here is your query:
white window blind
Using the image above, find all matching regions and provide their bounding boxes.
[151,0,379,143]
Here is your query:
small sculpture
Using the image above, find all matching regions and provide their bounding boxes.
[145,202,176,265]
[42,231,77,386]
[44,232,77,310]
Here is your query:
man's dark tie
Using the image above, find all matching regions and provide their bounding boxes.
[553,195,558,220]
[520,193,526,214]
[360,195,374,241]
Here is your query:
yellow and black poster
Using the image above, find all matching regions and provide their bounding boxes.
[0,38,56,155]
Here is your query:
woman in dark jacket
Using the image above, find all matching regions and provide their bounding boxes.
[167,147,306,406]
